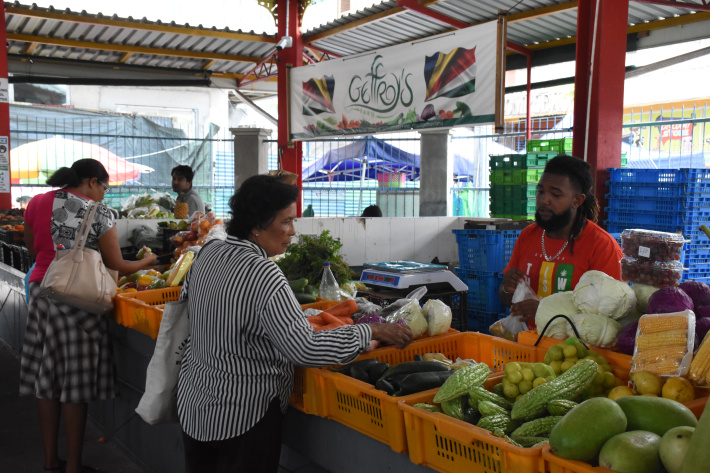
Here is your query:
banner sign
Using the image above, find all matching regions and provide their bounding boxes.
[290,21,497,140]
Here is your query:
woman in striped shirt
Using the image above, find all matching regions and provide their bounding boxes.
[177,174,412,472]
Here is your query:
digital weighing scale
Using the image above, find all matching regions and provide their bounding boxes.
[359,260,468,292]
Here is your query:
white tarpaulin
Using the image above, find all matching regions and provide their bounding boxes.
[290,21,497,140]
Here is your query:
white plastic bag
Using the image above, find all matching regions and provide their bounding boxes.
[489,315,529,341]
[512,279,539,304]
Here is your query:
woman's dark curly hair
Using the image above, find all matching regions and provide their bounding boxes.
[227,174,300,239]
[543,154,599,254]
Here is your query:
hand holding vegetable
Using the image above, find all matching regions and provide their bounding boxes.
[139,247,158,266]
[369,323,413,350]
[511,299,540,322]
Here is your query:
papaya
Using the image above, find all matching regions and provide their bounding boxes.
[615,396,697,437]
[549,397,627,463]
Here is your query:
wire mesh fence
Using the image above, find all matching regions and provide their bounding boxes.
[10,104,709,219]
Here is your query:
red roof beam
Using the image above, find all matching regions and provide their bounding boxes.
[238,50,277,87]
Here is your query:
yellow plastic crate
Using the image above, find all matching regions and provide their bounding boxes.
[540,397,707,473]
[113,286,182,338]
[400,376,544,473]
[303,332,538,453]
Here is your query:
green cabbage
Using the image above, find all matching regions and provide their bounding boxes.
[565,313,621,348]
[631,283,659,314]
[535,292,578,339]
[423,299,452,336]
[572,270,636,320]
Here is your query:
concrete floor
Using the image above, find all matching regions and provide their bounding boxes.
[0,342,329,473]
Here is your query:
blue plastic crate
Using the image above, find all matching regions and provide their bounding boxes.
[606,196,710,212]
[605,208,710,228]
[608,168,710,184]
[454,268,504,313]
[606,181,710,199]
[467,309,503,333]
[453,229,520,272]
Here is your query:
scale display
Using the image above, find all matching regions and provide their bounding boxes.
[359,260,468,292]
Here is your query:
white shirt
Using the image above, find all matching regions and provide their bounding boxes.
[177,236,371,441]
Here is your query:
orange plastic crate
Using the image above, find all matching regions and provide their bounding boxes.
[113,286,182,338]
[517,331,633,370]
[540,397,707,473]
[400,377,545,473]
[303,332,537,453]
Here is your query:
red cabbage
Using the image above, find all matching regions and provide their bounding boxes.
[695,305,710,319]
[395,318,407,325]
[646,287,694,314]
[679,281,710,308]
[355,314,386,324]
[617,321,638,355]
[696,317,710,345]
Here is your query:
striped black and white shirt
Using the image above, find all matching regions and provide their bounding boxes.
[177,236,371,441]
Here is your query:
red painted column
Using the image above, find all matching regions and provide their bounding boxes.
[572,0,628,219]
[277,0,304,216]
[0,2,12,209]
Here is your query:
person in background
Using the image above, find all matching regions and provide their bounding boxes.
[177,174,412,472]
[499,154,623,325]
[21,159,158,473]
[172,165,205,218]
[361,205,383,217]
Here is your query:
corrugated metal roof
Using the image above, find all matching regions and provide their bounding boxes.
[4,0,710,84]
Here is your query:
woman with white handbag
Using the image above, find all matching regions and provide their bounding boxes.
[20,159,158,473]
[177,174,413,473]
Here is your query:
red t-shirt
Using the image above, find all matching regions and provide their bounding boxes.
[25,190,59,283]
[503,220,623,298]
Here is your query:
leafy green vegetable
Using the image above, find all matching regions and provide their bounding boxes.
[277,230,356,286]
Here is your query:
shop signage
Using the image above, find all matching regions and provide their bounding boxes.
[290,21,497,140]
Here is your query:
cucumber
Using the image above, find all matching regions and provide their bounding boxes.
[288,278,309,292]
[295,292,317,304]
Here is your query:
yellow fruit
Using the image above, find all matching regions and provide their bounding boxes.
[563,345,578,358]
[518,380,533,394]
[532,377,547,388]
[631,371,663,396]
[550,360,563,375]
[174,201,189,219]
[521,368,535,382]
[662,377,695,403]
[608,386,637,401]
[560,360,575,372]
[548,345,564,361]
[507,371,523,384]
[137,275,156,287]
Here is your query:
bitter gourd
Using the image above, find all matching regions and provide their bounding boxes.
[477,414,516,435]
[511,359,597,421]
[547,399,578,416]
[478,400,509,418]
[511,416,563,439]
[413,403,442,413]
[441,396,468,421]
[513,436,550,448]
[468,386,512,410]
[433,362,490,403]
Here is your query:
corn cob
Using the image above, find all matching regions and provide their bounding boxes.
[639,315,688,334]
[635,329,687,350]
[634,359,681,375]
[689,334,710,385]
[633,346,686,365]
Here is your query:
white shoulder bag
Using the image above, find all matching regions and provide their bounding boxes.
[40,202,118,314]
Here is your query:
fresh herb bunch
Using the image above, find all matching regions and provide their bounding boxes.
[277,230,356,285]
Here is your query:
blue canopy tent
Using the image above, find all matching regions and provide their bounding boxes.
[301,136,482,183]
[301,133,520,216]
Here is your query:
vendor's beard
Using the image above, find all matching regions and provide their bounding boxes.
[535,206,573,233]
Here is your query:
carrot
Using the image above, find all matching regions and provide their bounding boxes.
[319,311,347,326]
[335,314,354,325]
[307,315,325,325]
[321,299,358,318]
[316,323,344,332]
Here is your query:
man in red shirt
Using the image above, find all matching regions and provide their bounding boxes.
[499,154,623,323]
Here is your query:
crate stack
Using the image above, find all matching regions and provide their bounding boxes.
[452,227,522,331]
[489,138,572,220]
[605,168,710,284]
